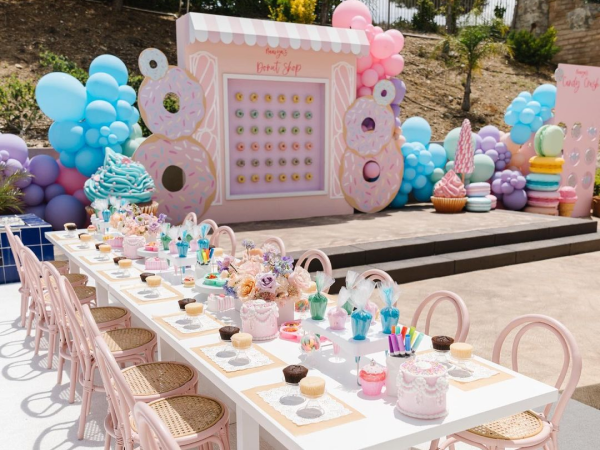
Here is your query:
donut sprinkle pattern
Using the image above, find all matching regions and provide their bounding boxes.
[138,66,206,140]
[344,96,395,156]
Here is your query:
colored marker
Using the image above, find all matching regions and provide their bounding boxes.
[408,326,416,341]
[397,334,406,355]
[405,334,411,353]
[413,333,425,352]
[411,329,418,346]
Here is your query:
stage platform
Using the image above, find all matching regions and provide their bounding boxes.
[228,205,600,292]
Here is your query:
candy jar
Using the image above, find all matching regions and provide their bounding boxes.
[359,359,386,396]
[160,233,172,251]
[327,286,351,330]
[176,238,189,258]
[365,300,379,324]
[379,281,401,334]
[309,272,334,320]
[294,298,310,319]
[350,278,376,340]
[300,332,321,368]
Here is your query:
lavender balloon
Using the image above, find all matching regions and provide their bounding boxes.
[503,189,528,211]
[390,78,406,104]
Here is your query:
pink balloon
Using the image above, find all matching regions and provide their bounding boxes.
[372,63,385,78]
[371,34,395,60]
[73,188,91,207]
[363,161,381,179]
[358,86,372,97]
[511,152,527,169]
[362,69,378,87]
[56,160,88,195]
[332,0,372,28]
[365,26,374,42]
[350,15,368,30]
[382,54,404,76]
[373,26,384,35]
[396,134,406,147]
[356,54,373,73]
[371,56,381,64]
[385,29,405,53]
[505,138,521,153]
[356,76,363,89]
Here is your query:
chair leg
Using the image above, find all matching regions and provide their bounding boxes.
[103,433,111,450]
[219,425,231,450]
[26,309,35,336]
[57,353,65,384]
[78,385,92,439]
[20,291,28,328]
[429,439,440,450]
[47,330,56,369]
[69,359,78,404]
[34,326,43,356]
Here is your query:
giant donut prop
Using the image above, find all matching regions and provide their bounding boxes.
[344,96,395,156]
[138,65,206,140]
[340,139,403,213]
[134,135,216,223]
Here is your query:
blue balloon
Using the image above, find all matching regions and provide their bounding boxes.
[89,55,129,86]
[404,167,416,181]
[510,123,532,145]
[530,116,544,132]
[540,107,553,122]
[108,134,118,145]
[511,97,527,112]
[85,128,101,147]
[86,100,117,126]
[44,195,86,230]
[389,192,408,208]
[428,143,447,169]
[75,146,105,177]
[519,108,535,124]
[116,100,133,121]
[412,142,426,152]
[518,91,532,101]
[128,106,140,125]
[413,180,433,202]
[86,72,119,102]
[35,73,87,122]
[504,110,519,126]
[406,153,418,167]
[402,117,432,145]
[110,121,130,142]
[416,165,424,174]
[401,143,416,157]
[98,137,108,146]
[22,184,45,206]
[44,183,66,202]
[413,174,427,189]
[526,101,541,115]
[400,180,412,194]
[59,150,77,168]
[108,144,123,154]
[423,161,434,175]
[118,85,136,105]
[48,121,85,153]
[418,151,431,165]
[532,84,557,108]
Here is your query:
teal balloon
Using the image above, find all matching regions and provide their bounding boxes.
[49,121,85,153]
[428,143,446,168]
[59,150,77,168]
[85,128,101,147]
[471,154,495,182]
[123,137,145,157]
[445,160,455,172]
[402,117,431,145]
[413,174,427,189]
[130,123,143,139]
[108,144,123,154]
[404,167,416,181]
[530,116,544,132]
[423,161,434,175]
[110,121,130,142]
[86,72,119,102]
[519,108,535,124]
[504,110,518,126]
[401,143,416,157]
[532,84,557,108]
[99,137,108,146]
[100,126,111,137]
[116,100,133,121]
[526,101,541,115]
[128,106,140,125]
[444,128,475,161]
[406,153,418,167]
[86,100,116,126]
[108,134,118,145]
[510,123,532,145]
[540,107,552,122]
[390,192,408,208]
[75,147,105,177]
[418,151,432,165]
[413,180,433,202]
[118,85,136,105]
[431,168,445,183]
[400,180,412,194]
[518,91,532,101]
[36,73,87,122]
[89,55,128,86]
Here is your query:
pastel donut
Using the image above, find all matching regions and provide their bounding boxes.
[138,48,168,81]
[139,66,205,140]
[279,142,287,151]
[305,157,313,165]
[305,111,313,120]
[237,175,246,183]
[265,126,273,135]
[292,127,300,135]
[265,143,273,151]
[279,174,287,182]
[279,127,286,134]
[265,158,273,167]
[265,110,274,119]
[306,95,314,104]
[251,174,260,183]
[250,126,259,135]
[236,159,245,167]
[236,143,245,152]
[292,173,300,181]
[278,95,286,103]
[305,126,313,135]
[279,110,287,119]
[373,79,396,106]
[340,140,403,213]
[292,111,300,119]
[292,157,300,166]
[250,93,258,102]
[265,174,273,182]
[292,142,300,151]
[251,158,260,167]
[235,109,244,118]
[305,142,313,150]
[265,94,272,102]
[133,135,216,223]
[236,126,244,135]
[343,96,395,156]
[235,92,243,101]
[292,95,300,103]
[250,110,259,119]
[305,173,313,181]
[251,142,260,151]
[279,158,287,166]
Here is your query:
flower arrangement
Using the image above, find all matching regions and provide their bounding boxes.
[100,199,166,237]
[223,239,310,304]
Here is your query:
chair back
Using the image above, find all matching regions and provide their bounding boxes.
[410,290,470,342]
[93,334,137,449]
[296,249,333,276]
[211,225,236,255]
[492,314,582,428]
[4,225,26,284]
[262,236,286,256]
[21,247,53,324]
[356,269,393,285]
[41,262,72,354]
[182,212,198,226]
[133,402,180,450]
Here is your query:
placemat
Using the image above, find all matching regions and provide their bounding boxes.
[64,242,97,253]
[121,283,183,305]
[192,342,285,378]
[80,254,117,266]
[154,312,223,338]
[97,266,143,283]
[243,382,365,436]
[50,232,80,241]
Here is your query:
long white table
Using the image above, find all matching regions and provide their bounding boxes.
[47,230,558,450]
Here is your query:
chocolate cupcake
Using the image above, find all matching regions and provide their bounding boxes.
[283,365,308,385]
[95,243,103,251]
[218,326,240,341]
[432,335,455,351]
[65,223,77,231]
[140,272,155,283]
[178,298,196,310]
[78,232,86,239]
[113,256,127,265]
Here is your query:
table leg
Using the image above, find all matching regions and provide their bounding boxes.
[96,285,109,307]
[236,405,259,450]
[69,260,80,274]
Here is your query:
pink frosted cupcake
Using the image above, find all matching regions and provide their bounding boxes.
[327,287,351,330]
[359,360,386,396]
[431,170,467,213]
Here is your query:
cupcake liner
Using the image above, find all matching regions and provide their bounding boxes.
[431,197,467,213]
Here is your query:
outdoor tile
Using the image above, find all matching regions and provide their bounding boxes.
[452,247,516,274]
[371,256,455,284]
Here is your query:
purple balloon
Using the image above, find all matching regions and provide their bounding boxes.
[0,134,28,164]
[24,204,46,221]
[391,104,401,117]
[0,150,9,161]
[501,182,514,195]
[44,183,66,202]
[479,125,501,141]
[390,78,406,104]
[481,137,497,152]
[503,189,528,211]
[474,134,483,150]
[22,183,45,206]
[496,161,506,170]
[29,154,59,187]
[515,175,526,190]
[14,172,32,189]
[491,178,503,195]
[3,158,23,176]
[44,195,86,230]
[485,149,499,162]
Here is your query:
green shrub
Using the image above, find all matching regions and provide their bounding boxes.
[0,76,42,136]
[39,51,89,83]
[595,168,600,196]
[412,0,438,33]
[507,27,561,70]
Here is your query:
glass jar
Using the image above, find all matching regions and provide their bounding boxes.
[176,240,189,258]
[308,292,327,320]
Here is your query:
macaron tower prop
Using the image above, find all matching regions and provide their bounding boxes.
[525,125,565,215]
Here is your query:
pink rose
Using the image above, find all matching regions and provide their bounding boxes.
[288,267,311,292]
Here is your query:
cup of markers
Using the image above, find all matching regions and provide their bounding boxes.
[197,247,213,265]
[387,325,425,358]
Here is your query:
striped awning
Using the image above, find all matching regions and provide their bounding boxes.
[186,13,370,57]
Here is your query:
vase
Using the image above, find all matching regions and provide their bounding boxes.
[351,309,372,340]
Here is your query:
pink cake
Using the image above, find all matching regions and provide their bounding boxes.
[123,235,145,259]
[145,257,168,271]
[144,241,159,252]
[240,300,279,341]
[327,306,348,330]
[396,359,449,419]
[207,293,235,312]
[107,236,123,249]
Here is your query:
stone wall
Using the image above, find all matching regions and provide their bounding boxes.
[514,0,550,34]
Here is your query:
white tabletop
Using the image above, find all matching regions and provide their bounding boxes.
[46,230,559,450]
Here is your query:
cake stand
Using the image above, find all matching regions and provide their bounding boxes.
[193,278,225,301]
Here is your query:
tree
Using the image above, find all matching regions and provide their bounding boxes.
[435,26,505,111]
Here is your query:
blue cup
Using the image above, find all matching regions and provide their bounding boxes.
[176,241,189,258]
[380,306,400,334]
[351,310,372,340]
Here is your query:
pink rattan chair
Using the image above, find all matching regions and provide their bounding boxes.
[296,249,333,276]
[410,290,470,343]
[211,225,236,255]
[438,314,582,450]
[262,236,286,256]
[4,225,31,327]
[182,212,198,226]
[133,402,181,450]
[94,335,230,450]
[356,268,394,285]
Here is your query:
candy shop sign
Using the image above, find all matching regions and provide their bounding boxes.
[256,48,302,76]
[559,68,600,94]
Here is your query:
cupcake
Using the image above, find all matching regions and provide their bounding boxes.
[113,256,127,265]
[183,276,195,288]
[432,335,454,351]
[178,298,196,310]
[558,186,577,217]
[140,272,155,283]
[283,365,309,385]
[431,170,467,213]
[359,360,386,396]
[219,326,240,341]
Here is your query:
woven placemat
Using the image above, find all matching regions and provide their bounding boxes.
[97,267,143,283]
[120,283,183,305]
[243,382,365,436]
[80,254,117,266]
[154,312,223,339]
[192,342,286,378]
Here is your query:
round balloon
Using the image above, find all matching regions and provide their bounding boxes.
[89,54,129,86]
[22,184,45,206]
[56,161,88,195]
[361,69,378,87]
[389,192,408,208]
[59,151,77,168]
[24,204,46,221]
[371,34,396,60]
[386,29,405,53]
[86,72,119,102]
[532,84,557,108]
[510,123,532,145]
[48,121,85,153]
[75,146,105,177]
[478,125,501,141]
[402,117,431,145]
[44,183,66,202]
[45,195,86,230]
[73,188,91,207]
[0,134,28,164]
[86,100,117,127]
[3,158,23,176]
[332,0,372,28]
[471,154,495,182]
[503,189,527,210]
[413,181,433,202]
[357,54,373,73]
[382,54,404,76]
[118,85,137,105]
[29,154,60,187]
[35,73,87,122]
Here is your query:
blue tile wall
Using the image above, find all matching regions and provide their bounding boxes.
[0,268,5,284]
[4,265,18,283]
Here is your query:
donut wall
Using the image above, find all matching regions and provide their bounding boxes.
[554,64,600,217]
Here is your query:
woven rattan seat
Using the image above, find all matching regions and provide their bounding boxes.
[72,286,96,300]
[90,306,128,324]
[103,328,155,352]
[132,395,224,438]
[49,260,69,271]
[65,273,88,286]
[467,411,543,440]
[122,362,195,397]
